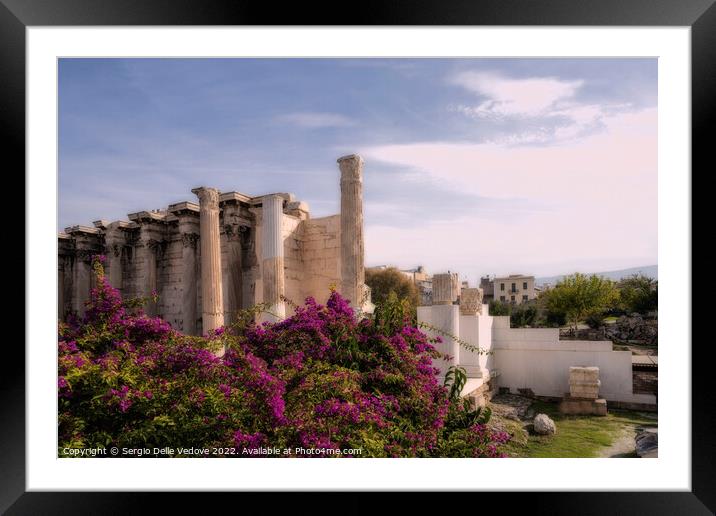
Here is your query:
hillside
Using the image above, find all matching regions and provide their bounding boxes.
[536,265,658,286]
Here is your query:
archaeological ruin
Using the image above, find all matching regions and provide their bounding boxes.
[419,273,656,411]
[58,154,372,336]
[58,153,656,413]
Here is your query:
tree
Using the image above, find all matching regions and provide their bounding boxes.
[617,274,658,315]
[488,300,511,316]
[365,267,420,313]
[510,304,538,328]
[543,273,619,336]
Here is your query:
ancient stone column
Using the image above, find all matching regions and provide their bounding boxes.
[180,232,199,335]
[433,273,459,305]
[104,223,125,291]
[72,251,92,317]
[193,187,225,333]
[139,238,160,316]
[338,154,365,308]
[58,258,66,320]
[224,224,244,326]
[261,194,285,321]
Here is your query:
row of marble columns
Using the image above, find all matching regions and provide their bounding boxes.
[190,154,366,330]
[63,154,367,337]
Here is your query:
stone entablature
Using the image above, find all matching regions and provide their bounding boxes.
[58,155,373,335]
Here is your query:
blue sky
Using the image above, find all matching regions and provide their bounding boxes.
[59,58,657,283]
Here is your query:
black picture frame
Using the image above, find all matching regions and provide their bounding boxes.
[3,1,711,513]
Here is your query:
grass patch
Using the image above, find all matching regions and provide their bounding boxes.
[499,401,656,458]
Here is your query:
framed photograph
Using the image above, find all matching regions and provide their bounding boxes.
[4,0,711,512]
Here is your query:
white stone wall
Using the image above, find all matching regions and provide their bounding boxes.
[418,305,654,406]
[417,304,460,379]
[493,327,655,404]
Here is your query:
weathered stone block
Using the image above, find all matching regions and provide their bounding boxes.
[569,366,601,399]
[559,394,608,416]
[460,287,483,315]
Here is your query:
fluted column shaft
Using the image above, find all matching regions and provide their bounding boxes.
[433,273,459,305]
[181,232,199,335]
[225,224,244,325]
[72,251,92,317]
[338,154,365,308]
[104,223,125,291]
[58,259,65,320]
[193,187,225,333]
[140,238,159,316]
[262,194,285,321]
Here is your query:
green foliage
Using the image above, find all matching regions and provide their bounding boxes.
[543,273,619,334]
[443,365,467,401]
[510,304,538,327]
[443,365,492,431]
[365,267,420,315]
[585,313,606,329]
[617,274,658,315]
[372,291,415,336]
[502,400,656,458]
[489,300,511,316]
[59,257,510,458]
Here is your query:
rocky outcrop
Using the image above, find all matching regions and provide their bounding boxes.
[606,314,658,345]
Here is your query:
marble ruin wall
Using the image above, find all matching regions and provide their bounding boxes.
[58,155,367,335]
[301,215,342,304]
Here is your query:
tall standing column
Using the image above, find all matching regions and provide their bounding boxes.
[180,232,199,335]
[72,251,92,317]
[261,194,285,321]
[338,154,365,308]
[58,259,65,320]
[225,224,244,326]
[193,187,225,333]
[140,238,159,316]
[104,222,125,292]
[430,273,461,377]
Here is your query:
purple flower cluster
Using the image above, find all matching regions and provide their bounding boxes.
[58,260,510,458]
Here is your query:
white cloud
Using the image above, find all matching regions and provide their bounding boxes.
[450,72,583,118]
[360,108,657,279]
[448,72,634,145]
[276,112,355,129]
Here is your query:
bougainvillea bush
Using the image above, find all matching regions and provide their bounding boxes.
[58,256,509,457]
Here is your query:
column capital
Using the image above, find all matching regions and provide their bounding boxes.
[192,187,221,207]
[262,193,285,205]
[224,224,248,242]
[140,237,162,252]
[338,154,364,182]
[181,232,199,249]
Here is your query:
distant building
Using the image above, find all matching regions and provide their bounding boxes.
[480,275,495,303]
[493,274,536,305]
